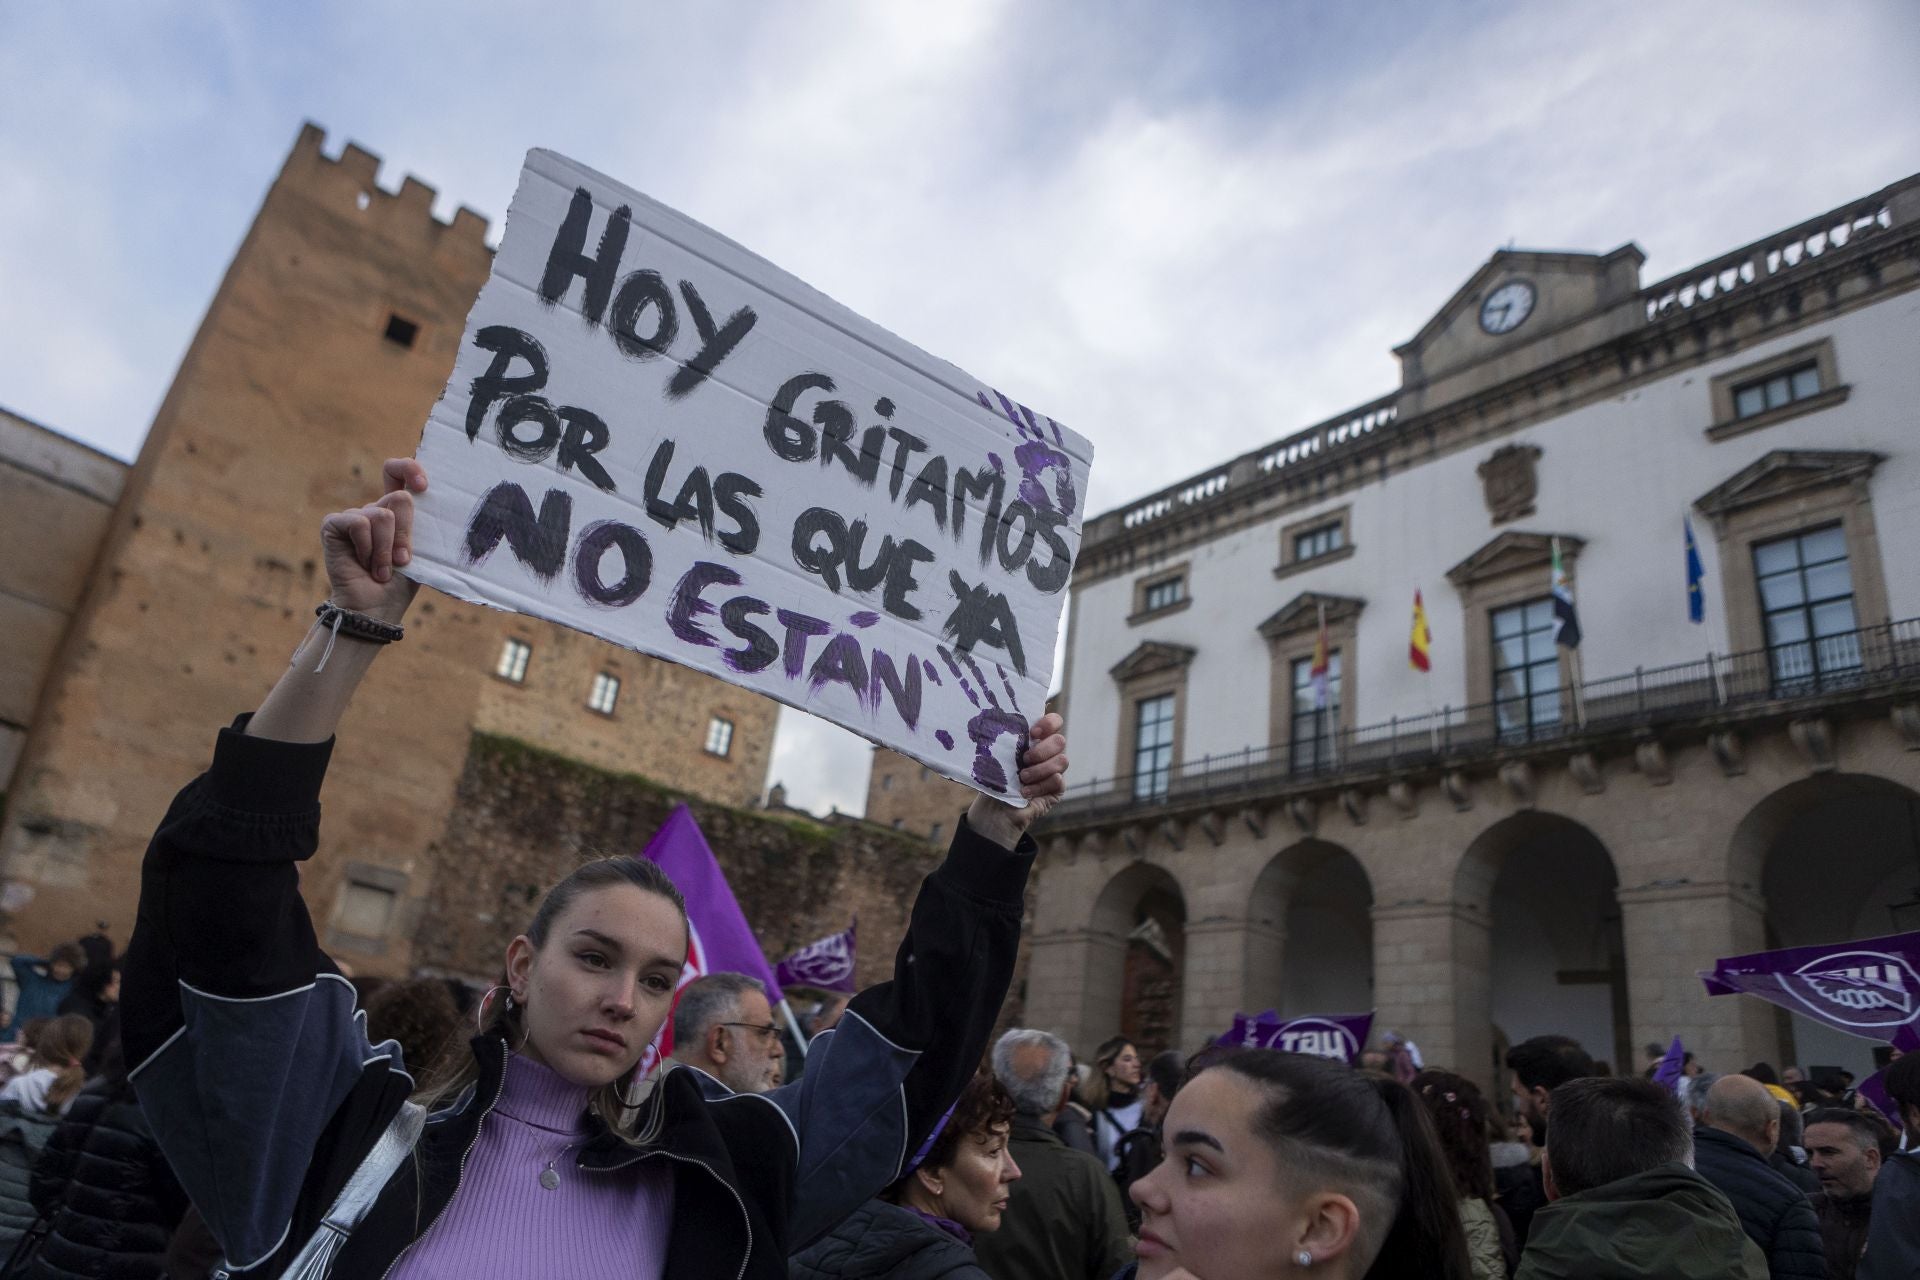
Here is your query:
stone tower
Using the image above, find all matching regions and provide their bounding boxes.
[0,124,776,972]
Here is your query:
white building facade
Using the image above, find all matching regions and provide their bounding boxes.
[1030,175,1920,1089]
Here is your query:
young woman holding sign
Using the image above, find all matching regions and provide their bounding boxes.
[119,459,1069,1280]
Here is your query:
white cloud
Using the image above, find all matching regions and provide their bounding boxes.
[1,0,1914,813]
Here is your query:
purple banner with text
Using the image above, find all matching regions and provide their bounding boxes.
[1216,1010,1375,1065]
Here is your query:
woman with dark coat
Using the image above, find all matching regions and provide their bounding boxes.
[791,1069,1020,1279]
[24,1036,190,1280]
[119,459,1070,1279]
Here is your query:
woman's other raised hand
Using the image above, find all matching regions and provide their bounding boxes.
[967,712,1068,850]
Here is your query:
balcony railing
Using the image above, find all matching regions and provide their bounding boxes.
[1049,618,1920,825]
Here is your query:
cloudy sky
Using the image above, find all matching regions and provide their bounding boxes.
[4,2,1916,817]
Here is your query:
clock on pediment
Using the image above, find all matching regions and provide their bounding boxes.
[1478,280,1536,335]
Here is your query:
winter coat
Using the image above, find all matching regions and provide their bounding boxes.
[1770,1147,1821,1194]
[972,1115,1132,1280]
[0,1103,58,1258]
[1514,1162,1768,1280]
[1495,1159,1548,1246]
[122,717,1034,1280]
[790,1200,987,1279]
[1813,1190,1872,1280]
[24,1074,191,1280]
[1460,1196,1507,1280]
[1690,1124,1826,1280]
[1860,1148,1920,1280]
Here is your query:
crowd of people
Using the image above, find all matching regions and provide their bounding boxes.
[0,457,1910,1279]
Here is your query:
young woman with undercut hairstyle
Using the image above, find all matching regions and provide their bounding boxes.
[118,458,1070,1279]
[1122,1049,1472,1280]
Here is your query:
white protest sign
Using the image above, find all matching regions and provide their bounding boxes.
[405,150,1093,802]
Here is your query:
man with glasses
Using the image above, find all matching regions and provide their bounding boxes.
[672,971,787,1094]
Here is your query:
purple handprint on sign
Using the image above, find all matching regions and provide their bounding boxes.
[937,644,1028,793]
[978,389,1077,519]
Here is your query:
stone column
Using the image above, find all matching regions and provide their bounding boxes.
[1023,928,1126,1055]
[1372,902,1492,1092]
[1178,914,1292,1050]
[1617,880,1779,1070]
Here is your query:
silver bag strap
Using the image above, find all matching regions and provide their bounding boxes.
[273,1100,426,1280]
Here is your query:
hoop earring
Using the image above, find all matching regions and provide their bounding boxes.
[476,984,511,1034]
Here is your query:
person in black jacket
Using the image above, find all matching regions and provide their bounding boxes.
[120,458,1071,1279]
[791,1069,1020,1279]
[1692,1074,1826,1280]
[25,1031,190,1280]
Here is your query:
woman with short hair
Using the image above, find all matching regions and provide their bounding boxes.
[792,1068,1021,1278]
[1122,1050,1472,1279]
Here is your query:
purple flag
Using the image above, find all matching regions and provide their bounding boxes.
[1700,930,1920,1053]
[1652,1036,1686,1092]
[774,918,858,995]
[1216,1011,1374,1066]
[640,804,783,1005]
[1858,1068,1902,1130]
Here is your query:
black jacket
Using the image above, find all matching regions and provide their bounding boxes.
[1770,1148,1821,1194]
[0,1104,57,1257]
[25,1076,191,1280]
[1690,1125,1826,1280]
[790,1200,987,1279]
[122,719,1034,1279]
[1860,1149,1920,1280]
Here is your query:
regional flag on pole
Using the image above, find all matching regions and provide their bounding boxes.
[1310,602,1332,708]
[1409,590,1432,673]
[1551,539,1581,649]
[1685,517,1706,624]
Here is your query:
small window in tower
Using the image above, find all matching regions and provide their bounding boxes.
[587,672,621,716]
[384,313,420,349]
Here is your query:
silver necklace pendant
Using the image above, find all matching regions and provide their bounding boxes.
[539,1164,561,1190]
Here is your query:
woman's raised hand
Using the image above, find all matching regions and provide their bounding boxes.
[967,713,1069,849]
[321,458,427,623]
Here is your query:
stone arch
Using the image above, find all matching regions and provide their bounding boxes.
[1452,812,1626,1087]
[1727,772,1920,1077]
[1249,840,1375,1019]
[1087,860,1188,1058]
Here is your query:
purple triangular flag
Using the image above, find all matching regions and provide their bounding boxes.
[640,804,783,1006]
[1652,1036,1686,1092]
[1700,930,1920,1053]
[774,917,858,995]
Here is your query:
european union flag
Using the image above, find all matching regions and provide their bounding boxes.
[1685,516,1705,623]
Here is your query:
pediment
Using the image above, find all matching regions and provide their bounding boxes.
[1694,449,1883,519]
[1258,592,1366,641]
[1446,531,1584,588]
[1109,640,1197,683]
[1393,244,1644,397]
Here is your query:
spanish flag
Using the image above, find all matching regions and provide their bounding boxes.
[1410,590,1432,673]
[1310,602,1332,708]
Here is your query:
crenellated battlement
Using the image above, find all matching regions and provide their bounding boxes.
[280,121,493,262]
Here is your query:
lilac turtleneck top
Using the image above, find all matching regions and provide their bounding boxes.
[388,1053,674,1279]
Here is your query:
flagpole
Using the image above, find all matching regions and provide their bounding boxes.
[776,998,809,1060]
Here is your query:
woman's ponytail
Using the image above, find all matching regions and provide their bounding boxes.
[36,1014,95,1112]
[1366,1075,1473,1280]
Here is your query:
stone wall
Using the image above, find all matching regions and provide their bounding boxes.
[415,734,1028,1025]
[863,745,976,843]
[0,410,126,794]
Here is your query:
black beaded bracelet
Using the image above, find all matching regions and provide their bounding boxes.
[315,602,406,644]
